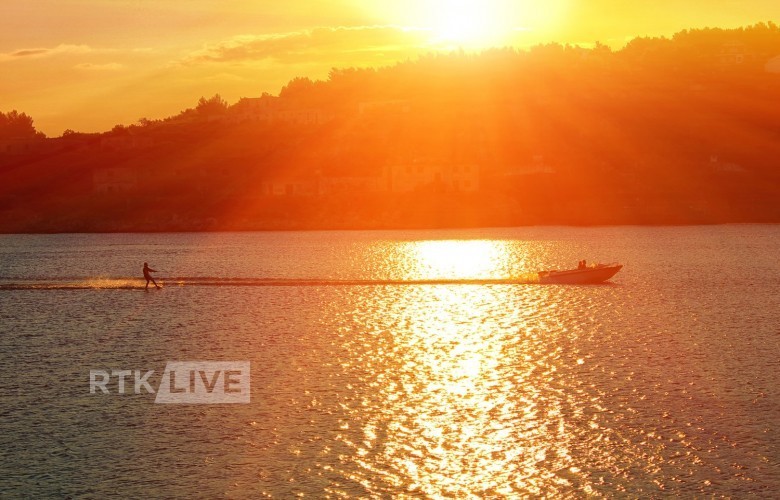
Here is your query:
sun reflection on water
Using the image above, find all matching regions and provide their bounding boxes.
[402,239,514,279]
[3,231,778,497]
[369,285,530,495]
[325,238,612,495]
[339,276,593,496]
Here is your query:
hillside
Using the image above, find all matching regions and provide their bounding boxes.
[2,24,780,232]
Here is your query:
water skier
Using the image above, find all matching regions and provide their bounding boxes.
[143,262,161,290]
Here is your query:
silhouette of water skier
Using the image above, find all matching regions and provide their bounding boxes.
[143,262,160,290]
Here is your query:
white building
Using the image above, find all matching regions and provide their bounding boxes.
[386,162,479,193]
[229,95,278,123]
[765,54,780,73]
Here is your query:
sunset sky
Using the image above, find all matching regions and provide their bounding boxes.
[2,0,779,136]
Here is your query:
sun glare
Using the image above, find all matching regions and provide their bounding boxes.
[407,240,508,279]
[425,0,516,48]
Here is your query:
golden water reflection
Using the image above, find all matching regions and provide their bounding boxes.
[405,240,508,279]
[340,276,597,496]
[3,230,778,497]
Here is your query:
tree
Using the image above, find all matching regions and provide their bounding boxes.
[195,94,228,116]
[279,77,330,107]
[0,110,39,138]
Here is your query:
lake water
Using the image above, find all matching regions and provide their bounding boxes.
[1,226,779,497]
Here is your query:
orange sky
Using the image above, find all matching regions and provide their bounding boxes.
[2,0,779,136]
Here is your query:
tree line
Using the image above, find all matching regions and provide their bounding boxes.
[0,111,42,139]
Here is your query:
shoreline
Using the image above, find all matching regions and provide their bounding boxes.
[1,221,777,236]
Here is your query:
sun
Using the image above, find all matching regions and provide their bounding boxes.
[371,0,540,50]
[425,0,515,48]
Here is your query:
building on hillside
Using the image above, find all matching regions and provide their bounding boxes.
[718,42,748,67]
[259,163,479,197]
[502,155,556,176]
[765,54,780,73]
[229,95,279,124]
[260,176,319,196]
[93,167,138,194]
[260,170,387,196]
[0,136,42,154]
[709,154,746,173]
[385,162,480,193]
[227,94,335,125]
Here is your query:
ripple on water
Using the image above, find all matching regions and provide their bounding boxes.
[0,227,779,497]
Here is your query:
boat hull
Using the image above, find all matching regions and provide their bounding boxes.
[538,264,622,284]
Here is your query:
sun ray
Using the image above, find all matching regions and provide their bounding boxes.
[415,0,530,49]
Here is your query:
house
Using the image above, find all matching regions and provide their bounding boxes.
[227,93,335,125]
[765,55,780,73]
[719,42,748,67]
[386,162,480,193]
[229,95,279,124]
[260,171,386,196]
[709,154,746,173]
[260,176,320,196]
[503,155,556,176]
[0,136,42,154]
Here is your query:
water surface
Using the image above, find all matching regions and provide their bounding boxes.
[0,226,778,497]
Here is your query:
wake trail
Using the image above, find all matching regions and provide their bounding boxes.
[0,275,542,290]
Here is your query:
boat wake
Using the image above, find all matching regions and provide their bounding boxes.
[0,265,622,290]
[0,274,546,290]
